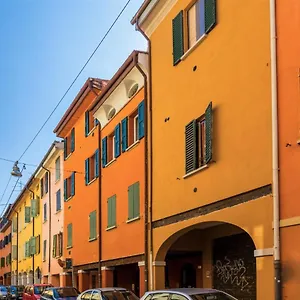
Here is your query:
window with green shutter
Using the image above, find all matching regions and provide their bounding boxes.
[172,10,184,65]
[121,117,128,152]
[53,235,57,257]
[43,240,47,262]
[30,237,36,256]
[24,207,31,223]
[107,196,116,228]
[31,199,39,218]
[89,211,97,240]
[67,224,73,248]
[128,182,140,221]
[185,102,213,174]
[12,245,17,260]
[71,128,75,153]
[12,217,17,233]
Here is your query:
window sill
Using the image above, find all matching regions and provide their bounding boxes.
[126,216,140,223]
[106,225,117,231]
[55,209,62,214]
[87,177,97,186]
[43,220,48,224]
[66,246,73,250]
[105,158,116,168]
[181,34,207,61]
[65,152,73,161]
[65,196,73,202]
[89,237,97,242]
[55,178,61,184]
[87,127,97,137]
[126,140,140,152]
[183,164,208,179]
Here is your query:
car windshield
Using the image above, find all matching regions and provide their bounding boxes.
[102,290,139,300]
[0,287,7,292]
[190,293,235,300]
[34,286,51,295]
[54,288,79,298]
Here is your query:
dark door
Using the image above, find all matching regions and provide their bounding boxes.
[180,263,196,288]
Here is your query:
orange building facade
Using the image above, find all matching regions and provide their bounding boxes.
[92,51,148,297]
[0,205,12,285]
[54,78,107,291]
[276,0,300,298]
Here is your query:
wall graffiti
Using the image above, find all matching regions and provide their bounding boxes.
[214,256,250,291]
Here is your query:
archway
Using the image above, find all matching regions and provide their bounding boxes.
[156,221,257,300]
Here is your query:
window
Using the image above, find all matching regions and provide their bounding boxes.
[151,294,170,300]
[56,189,61,211]
[40,172,49,198]
[64,172,75,200]
[171,294,188,300]
[53,234,57,257]
[128,101,145,147]
[12,245,17,260]
[55,156,61,181]
[85,150,99,184]
[85,110,98,136]
[53,233,63,257]
[185,102,212,174]
[31,198,39,217]
[172,0,216,65]
[58,232,63,256]
[67,224,73,248]
[107,195,116,228]
[24,207,31,223]
[89,211,97,240]
[40,178,44,198]
[43,203,47,222]
[43,240,46,262]
[128,182,140,220]
[81,291,93,300]
[64,128,75,159]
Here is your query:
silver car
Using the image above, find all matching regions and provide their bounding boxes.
[77,288,138,300]
[0,286,8,300]
[140,288,238,300]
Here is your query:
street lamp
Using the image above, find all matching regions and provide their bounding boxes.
[11,161,22,177]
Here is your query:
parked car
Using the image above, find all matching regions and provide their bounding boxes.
[23,285,53,300]
[0,286,8,300]
[7,286,25,300]
[77,288,138,300]
[140,289,238,300]
[41,287,80,300]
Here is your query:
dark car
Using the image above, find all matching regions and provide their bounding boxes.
[77,288,138,300]
[41,287,80,300]
[140,288,237,300]
[23,285,53,300]
[7,286,25,300]
[0,286,8,300]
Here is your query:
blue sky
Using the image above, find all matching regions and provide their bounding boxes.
[0,0,146,214]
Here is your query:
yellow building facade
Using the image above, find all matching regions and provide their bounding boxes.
[133,0,274,299]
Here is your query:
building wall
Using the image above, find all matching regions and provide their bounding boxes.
[0,223,12,284]
[276,0,300,298]
[148,0,272,221]
[63,90,100,267]
[101,88,145,261]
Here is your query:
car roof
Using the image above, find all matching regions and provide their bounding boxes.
[145,288,219,295]
[83,288,127,292]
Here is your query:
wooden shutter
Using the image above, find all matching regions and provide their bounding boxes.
[107,196,116,228]
[45,172,49,194]
[12,245,17,260]
[205,0,216,33]
[138,101,145,139]
[12,217,17,232]
[58,232,63,256]
[56,190,61,211]
[95,149,99,178]
[115,124,121,158]
[128,185,134,220]
[25,207,31,223]
[85,158,90,185]
[102,137,107,167]
[31,199,38,218]
[52,235,57,257]
[67,224,72,248]
[55,156,60,181]
[85,111,90,136]
[121,117,128,152]
[43,240,47,261]
[36,235,40,254]
[64,137,68,159]
[43,203,47,221]
[205,101,213,163]
[40,178,44,198]
[71,172,75,196]
[185,120,197,173]
[71,128,75,152]
[64,179,67,201]
[172,10,184,65]
[30,236,36,256]
[133,182,140,218]
[89,211,97,240]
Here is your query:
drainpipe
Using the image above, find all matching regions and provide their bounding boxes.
[135,22,153,291]
[15,211,19,285]
[270,0,281,299]
[97,124,102,287]
[42,167,51,277]
[27,188,35,284]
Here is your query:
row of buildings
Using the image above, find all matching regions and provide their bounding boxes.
[0,0,299,299]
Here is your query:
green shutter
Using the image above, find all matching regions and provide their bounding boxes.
[85,111,90,136]
[12,245,17,260]
[64,137,67,159]
[138,101,145,139]
[172,10,184,65]
[71,128,75,152]
[133,182,140,218]
[85,158,90,185]
[12,217,17,232]
[71,172,75,196]
[30,237,36,256]
[53,235,57,257]
[115,124,121,158]
[95,149,99,178]
[25,241,30,257]
[205,102,213,164]
[36,235,40,254]
[185,120,197,173]
[128,186,134,220]
[31,199,38,217]
[25,207,31,223]
[43,240,47,261]
[45,172,49,194]
[40,178,44,198]
[89,211,97,240]
[67,224,72,248]
[107,196,116,228]
[102,137,107,167]
[121,117,128,152]
[64,179,67,201]
[205,0,217,33]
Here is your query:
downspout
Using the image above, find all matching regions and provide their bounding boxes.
[97,124,102,288]
[135,22,153,291]
[42,167,51,277]
[16,212,19,285]
[270,0,281,299]
[27,188,35,284]
[135,55,149,293]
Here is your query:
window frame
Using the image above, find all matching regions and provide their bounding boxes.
[55,156,61,182]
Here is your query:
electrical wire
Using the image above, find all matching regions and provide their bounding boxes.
[0,176,12,205]
[17,0,132,161]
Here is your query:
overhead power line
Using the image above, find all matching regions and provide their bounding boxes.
[0,176,12,206]
[18,0,132,161]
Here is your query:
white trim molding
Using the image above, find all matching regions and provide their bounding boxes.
[254,248,274,258]
[77,270,87,274]
[152,261,166,266]
[101,266,115,271]
[138,261,145,267]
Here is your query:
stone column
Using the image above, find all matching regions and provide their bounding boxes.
[78,270,89,292]
[138,261,146,297]
[60,272,72,287]
[152,261,166,290]
[101,267,114,287]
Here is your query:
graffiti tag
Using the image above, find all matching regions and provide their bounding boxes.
[214,256,250,291]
